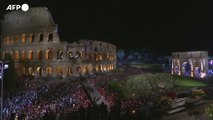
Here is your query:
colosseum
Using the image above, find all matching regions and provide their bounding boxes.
[0,7,116,79]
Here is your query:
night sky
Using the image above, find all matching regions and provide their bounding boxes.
[1,0,213,55]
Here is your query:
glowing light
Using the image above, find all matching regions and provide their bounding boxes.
[4,64,8,69]
[132,110,135,114]
[191,71,194,77]
[103,66,107,71]
[200,73,206,78]
[210,60,213,65]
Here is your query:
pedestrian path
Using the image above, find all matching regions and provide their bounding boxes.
[80,77,107,106]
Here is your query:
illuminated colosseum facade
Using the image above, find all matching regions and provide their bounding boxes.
[0,7,116,79]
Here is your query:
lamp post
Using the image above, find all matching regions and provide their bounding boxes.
[0,61,9,120]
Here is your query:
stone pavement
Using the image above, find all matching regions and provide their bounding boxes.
[80,78,107,105]
[163,100,213,120]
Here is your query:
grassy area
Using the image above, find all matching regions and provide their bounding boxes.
[175,77,207,87]
[130,63,162,69]
[108,74,207,98]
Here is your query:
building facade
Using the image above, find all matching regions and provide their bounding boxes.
[0,7,116,78]
[171,51,208,78]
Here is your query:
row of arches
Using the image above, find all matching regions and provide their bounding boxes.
[86,53,115,62]
[173,65,202,77]
[3,50,51,60]
[59,50,82,60]
[3,49,83,61]
[81,40,116,54]
[23,66,90,77]
[84,46,115,53]
[94,64,115,72]
[22,64,115,77]
[3,50,115,62]
[3,33,53,45]
[172,59,206,78]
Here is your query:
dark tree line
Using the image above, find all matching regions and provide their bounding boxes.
[1,53,16,92]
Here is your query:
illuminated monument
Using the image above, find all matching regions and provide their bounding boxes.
[171,51,208,78]
[0,7,116,78]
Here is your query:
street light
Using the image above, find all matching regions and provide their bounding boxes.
[0,61,9,120]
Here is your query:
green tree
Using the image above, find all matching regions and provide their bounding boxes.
[122,73,174,98]
[206,104,213,119]
[3,53,16,92]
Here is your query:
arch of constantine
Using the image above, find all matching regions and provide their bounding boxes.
[171,51,208,78]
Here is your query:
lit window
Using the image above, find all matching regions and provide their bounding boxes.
[67,67,73,76]
[14,51,19,60]
[21,51,26,60]
[57,50,63,59]
[28,50,33,60]
[46,50,53,60]
[95,53,99,61]
[6,37,10,45]
[28,67,34,76]
[99,53,103,61]
[56,66,63,75]
[15,35,19,43]
[75,51,82,58]
[46,67,52,75]
[99,65,102,71]
[29,34,35,43]
[85,66,89,74]
[22,34,26,43]
[67,51,73,59]
[10,37,14,44]
[37,67,42,76]
[37,50,42,60]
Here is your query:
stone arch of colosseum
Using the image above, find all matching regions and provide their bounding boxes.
[37,50,43,60]
[46,49,53,60]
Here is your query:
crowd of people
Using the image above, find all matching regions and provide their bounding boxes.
[87,67,161,119]
[2,66,209,120]
[3,80,92,120]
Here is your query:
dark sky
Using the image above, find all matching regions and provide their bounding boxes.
[1,0,213,55]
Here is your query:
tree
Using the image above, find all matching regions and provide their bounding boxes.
[117,49,125,60]
[206,104,213,119]
[120,73,174,98]
[3,53,16,92]
[117,49,125,65]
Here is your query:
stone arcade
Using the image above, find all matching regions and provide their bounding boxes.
[171,51,208,78]
[0,7,116,78]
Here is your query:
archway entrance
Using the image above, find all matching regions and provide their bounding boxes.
[67,67,73,77]
[46,67,52,76]
[174,66,179,74]
[182,62,191,76]
[28,67,34,76]
[56,66,63,77]
[194,67,201,77]
[85,66,89,75]
[37,67,42,77]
